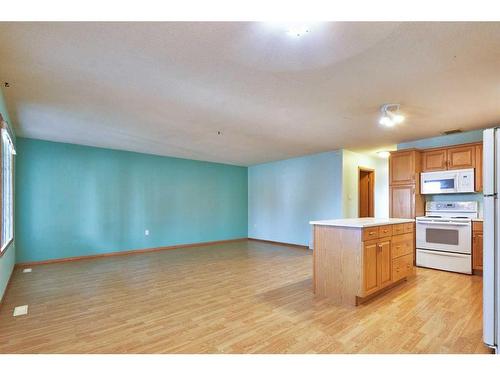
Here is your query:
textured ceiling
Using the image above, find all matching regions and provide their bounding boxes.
[0,22,499,166]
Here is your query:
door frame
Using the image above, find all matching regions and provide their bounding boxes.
[358,167,375,218]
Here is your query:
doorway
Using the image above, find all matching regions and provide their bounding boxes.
[359,167,375,217]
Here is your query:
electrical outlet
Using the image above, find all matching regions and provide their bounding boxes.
[13,305,28,316]
[145,229,149,236]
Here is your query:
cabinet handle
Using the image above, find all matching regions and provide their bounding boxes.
[369,231,375,235]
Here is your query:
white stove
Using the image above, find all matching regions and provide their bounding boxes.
[416,201,478,274]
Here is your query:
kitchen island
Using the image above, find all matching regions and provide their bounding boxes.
[310,218,415,306]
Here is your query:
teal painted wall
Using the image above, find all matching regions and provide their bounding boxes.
[398,129,485,215]
[16,138,248,263]
[397,129,484,150]
[0,88,15,300]
[248,151,343,247]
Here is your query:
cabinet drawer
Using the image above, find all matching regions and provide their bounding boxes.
[404,222,414,234]
[393,224,405,236]
[473,221,483,232]
[378,225,393,238]
[392,253,414,282]
[363,227,379,241]
[391,233,414,259]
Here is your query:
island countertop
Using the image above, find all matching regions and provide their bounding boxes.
[309,217,415,228]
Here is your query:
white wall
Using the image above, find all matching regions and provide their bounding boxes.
[342,150,389,218]
[0,88,15,301]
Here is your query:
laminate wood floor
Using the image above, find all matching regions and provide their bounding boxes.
[0,240,491,353]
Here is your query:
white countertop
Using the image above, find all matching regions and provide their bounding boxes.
[309,217,415,228]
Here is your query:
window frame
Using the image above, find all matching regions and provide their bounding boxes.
[0,113,15,256]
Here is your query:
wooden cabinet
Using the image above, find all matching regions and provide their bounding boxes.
[420,143,482,192]
[379,239,392,288]
[390,185,414,219]
[447,145,476,170]
[363,238,393,295]
[422,145,476,172]
[363,241,379,294]
[394,143,483,200]
[391,232,414,258]
[473,221,483,273]
[363,227,379,241]
[390,184,424,219]
[389,149,423,219]
[389,150,419,185]
[392,253,414,282]
[313,222,415,306]
[473,233,483,271]
[404,222,414,233]
[359,224,414,298]
[475,144,483,192]
[422,148,448,171]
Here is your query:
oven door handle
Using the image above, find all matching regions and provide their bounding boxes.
[417,221,470,226]
[417,249,471,258]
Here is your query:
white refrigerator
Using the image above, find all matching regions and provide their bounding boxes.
[483,128,500,353]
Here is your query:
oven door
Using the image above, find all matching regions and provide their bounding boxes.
[416,219,471,254]
[421,172,458,194]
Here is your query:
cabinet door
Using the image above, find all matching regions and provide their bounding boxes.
[363,241,379,295]
[422,149,447,172]
[473,232,483,271]
[447,145,475,170]
[389,150,416,185]
[378,239,392,288]
[475,144,483,192]
[390,184,415,219]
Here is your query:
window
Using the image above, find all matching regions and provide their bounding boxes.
[1,120,15,253]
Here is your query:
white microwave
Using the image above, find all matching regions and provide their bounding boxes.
[420,168,475,194]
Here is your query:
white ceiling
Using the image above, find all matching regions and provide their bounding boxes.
[0,22,499,166]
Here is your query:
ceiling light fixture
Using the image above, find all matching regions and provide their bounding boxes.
[377,151,391,158]
[264,22,316,38]
[379,104,405,127]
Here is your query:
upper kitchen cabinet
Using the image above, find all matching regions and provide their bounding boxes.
[421,148,447,171]
[422,144,478,172]
[389,149,424,219]
[447,145,476,170]
[420,142,482,191]
[389,150,421,185]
